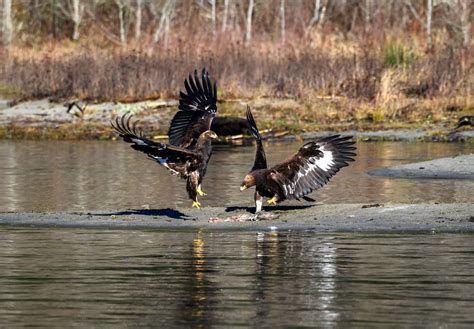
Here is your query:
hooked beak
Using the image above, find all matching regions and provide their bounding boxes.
[209,131,218,139]
[240,185,247,192]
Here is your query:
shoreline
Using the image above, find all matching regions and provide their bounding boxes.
[1,203,473,232]
[0,98,472,142]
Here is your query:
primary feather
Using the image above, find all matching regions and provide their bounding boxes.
[168,69,217,148]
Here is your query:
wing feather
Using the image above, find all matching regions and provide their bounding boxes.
[112,113,197,167]
[268,135,356,200]
[168,69,217,148]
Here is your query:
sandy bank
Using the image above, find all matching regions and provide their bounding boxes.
[1,203,473,232]
[369,154,474,179]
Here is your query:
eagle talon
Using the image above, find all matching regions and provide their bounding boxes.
[267,197,278,206]
[196,186,207,196]
[192,201,201,209]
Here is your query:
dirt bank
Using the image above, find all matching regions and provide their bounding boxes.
[0,98,472,142]
[1,203,473,232]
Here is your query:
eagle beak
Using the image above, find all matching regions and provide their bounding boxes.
[240,185,247,192]
[209,131,218,139]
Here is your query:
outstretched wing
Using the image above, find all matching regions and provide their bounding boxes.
[112,113,197,167]
[246,107,267,171]
[168,69,217,148]
[268,135,356,200]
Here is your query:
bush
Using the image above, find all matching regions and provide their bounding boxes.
[383,40,416,68]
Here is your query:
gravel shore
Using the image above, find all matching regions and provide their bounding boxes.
[368,154,474,179]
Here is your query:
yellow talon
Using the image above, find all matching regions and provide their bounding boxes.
[192,201,201,209]
[267,197,278,206]
[196,186,207,196]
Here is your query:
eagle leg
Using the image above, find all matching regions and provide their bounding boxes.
[267,196,279,206]
[254,191,263,213]
[196,185,207,196]
[192,200,201,209]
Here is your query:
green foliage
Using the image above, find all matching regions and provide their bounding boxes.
[383,41,416,68]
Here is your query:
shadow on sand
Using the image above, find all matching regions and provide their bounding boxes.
[91,208,194,221]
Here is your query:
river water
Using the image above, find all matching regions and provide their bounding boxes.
[1,140,474,327]
[0,140,473,211]
[0,228,473,327]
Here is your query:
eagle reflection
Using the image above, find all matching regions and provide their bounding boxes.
[178,231,216,327]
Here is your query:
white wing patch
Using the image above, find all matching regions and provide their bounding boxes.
[314,146,334,172]
[151,156,180,175]
[284,145,335,198]
[131,138,147,145]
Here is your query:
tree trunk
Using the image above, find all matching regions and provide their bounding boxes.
[364,0,370,33]
[280,0,285,42]
[459,0,470,48]
[135,0,142,40]
[308,0,321,28]
[2,0,13,46]
[72,0,83,41]
[153,0,174,46]
[222,0,229,32]
[211,0,216,36]
[117,1,127,47]
[245,0,254,46]
[426,0,432,50]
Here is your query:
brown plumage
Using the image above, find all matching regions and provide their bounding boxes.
[241,107,356,213]
[112,69,218,208]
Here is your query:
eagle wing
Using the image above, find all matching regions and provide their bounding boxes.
[112,114,197,169]
[168,69,217,149]
[268,135,356,200]
[246,107,267,171]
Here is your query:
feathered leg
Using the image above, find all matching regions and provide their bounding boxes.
[254,191,263,213]
[197,184,207,196]
[187,172,201,209]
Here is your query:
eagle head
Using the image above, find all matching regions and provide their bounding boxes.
[240,174,256,191]
[202,130,218,140]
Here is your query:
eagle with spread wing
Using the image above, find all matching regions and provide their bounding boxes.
[240,107,356,213]
[112,69,217,209]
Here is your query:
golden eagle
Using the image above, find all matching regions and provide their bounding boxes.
[240,107,356,213]
[112,69,217,209]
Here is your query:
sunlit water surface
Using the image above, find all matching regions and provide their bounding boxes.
[0,228,473,327]
[0,140,473,212]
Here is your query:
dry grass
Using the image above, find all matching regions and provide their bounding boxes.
[0,34,471,133]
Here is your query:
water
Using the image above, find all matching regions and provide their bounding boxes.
[0,140,473,212]
[0,228,473,327]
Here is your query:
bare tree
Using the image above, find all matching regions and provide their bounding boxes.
[152,0,175,47]
[404,0,432,50]
[280,0,285,42]
[426,0,432,50]
[57,0,85,41]
[245,0,254,45]
[459,0,470,48]
[307,0,327,30]
[2,0,13,46]
[364,0,371,33]
[135,0,142,40]
[222,0,229,32]
[210,0,216,35]
[115,0,130,47]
